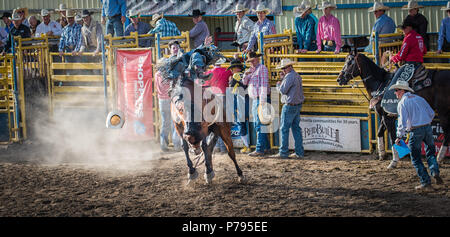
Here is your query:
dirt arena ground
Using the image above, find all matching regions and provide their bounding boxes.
[1,140,449,217]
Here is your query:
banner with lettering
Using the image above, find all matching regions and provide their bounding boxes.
[127,0,283,16]
[289,116,361,152]
[422,120,450,156]
[116,49,154,140]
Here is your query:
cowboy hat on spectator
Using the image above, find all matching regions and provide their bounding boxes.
[55,4,67,12]
[150,13,163,27]
[441,1,450,11]
[39,9,50,17]
[231,4,249,14]
[389,80,414,92]
[253,4,271,15]
[246,52,263,62]
[81,10,92,18]
[9,11,21,21]
[318,1,337,10]
[301,0,317,9]
[293,3,310,17]
[276,58,296,69]
[188,9,206,17]
[65,9,77,18]
[368,1,390,12]
[402,1,424,10]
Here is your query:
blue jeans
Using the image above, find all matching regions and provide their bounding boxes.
[235,94,249,136]
[251,98,270,153]
[106,15,124,37]
[323,44,337,62]
[159,99,181,150]
[279,104,304,157]
[408,125,440,185]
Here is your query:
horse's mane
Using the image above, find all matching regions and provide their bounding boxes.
[356,53,390,81]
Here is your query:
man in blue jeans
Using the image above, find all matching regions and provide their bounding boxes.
[101,0,127,37]
[390,80,443,191]
[270,59,305,159]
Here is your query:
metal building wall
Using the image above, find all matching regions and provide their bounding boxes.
[278,0,445,35]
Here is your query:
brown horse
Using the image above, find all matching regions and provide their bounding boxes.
[337,52,450,163]
[170,77,245,184]
[160,44,244,184]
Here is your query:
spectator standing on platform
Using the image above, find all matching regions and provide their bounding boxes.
[15,7,29,28]
[155,40,182,152]
[189,9,210,48]
[80,10,103,55]
[294,3,317,53]
[270,59,305,159]
[2,12,14,34]
[244,4,276,53]
[35,9,62,37]
[231,4,254,52]
[316,1,342,54]
[58,10,83,58]
[55,4,68,28]
[101,0,127,37]
[402,1,429,50]
[2,11,31,54]
[28,15,40,36]
[438,2,450,54]
[124,10,151,47]
[364,1,396,53]
[389,80,443,191]
[242,52,271,157]
[148,13,181,38]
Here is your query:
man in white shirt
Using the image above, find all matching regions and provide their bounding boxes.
[35,9,62,37]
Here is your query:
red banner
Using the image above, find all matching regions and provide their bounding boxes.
[116,49,154,140]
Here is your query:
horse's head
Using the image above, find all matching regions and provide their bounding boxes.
[337,51,361,86]
[170,78,208,152]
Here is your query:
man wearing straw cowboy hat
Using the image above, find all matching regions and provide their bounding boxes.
[316,1,342,55]
[437,2,450,55]
[231,4,254,51]
[55,3,68,28]
[389,80,443,191]
[189,9,210,48]
[293,3,317,54]
[147,12,181,38]
[364,1,396,53]
[80,10,103,55]
[242,52,271,156]
[101,0,127,37]
[35,9,62,37]
[15,7,29,27]
[2,10,31,54]
[402,1,429,50]
[269,59,305,159]
[124,10,151,47]
[58,9,83,57]
[244,3,276,53]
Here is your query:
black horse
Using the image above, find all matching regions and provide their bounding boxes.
[337,52,450,164]
[158,44,245,184]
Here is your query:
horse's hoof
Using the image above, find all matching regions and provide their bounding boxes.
[204,171,215,184]
[188,170,199,180]
[238,175,246,184]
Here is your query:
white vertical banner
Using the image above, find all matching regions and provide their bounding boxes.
[289,116,361,152]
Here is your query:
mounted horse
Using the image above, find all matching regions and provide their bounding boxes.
[337,51,450,164]
[157,43,245,184]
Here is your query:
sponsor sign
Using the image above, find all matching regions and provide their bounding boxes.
[422,120,450,156]
[116,49,154,140]
[289,116,361,152]
[231,123,243,148]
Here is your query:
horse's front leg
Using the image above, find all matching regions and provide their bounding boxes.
[183,139,198,184]
[203,134,217,184]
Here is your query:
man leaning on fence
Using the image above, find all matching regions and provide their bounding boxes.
[147,13,181,38]
[80,10,103,56]
[101,0,127,37]
[438,2,450,55]
[231,4,254,52]
[35,9,62,38]
[125,10,151,48]
[58,9,83,66]
[364,1,396,54]
[316,1,342,55]
[294,3,317,54]
[244,4,276,53]
[2,10,31,54]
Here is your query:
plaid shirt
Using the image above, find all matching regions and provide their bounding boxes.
[246,18,276,51]
[242,63,270,99]
[148,18,181,37]
[58,23,83,52]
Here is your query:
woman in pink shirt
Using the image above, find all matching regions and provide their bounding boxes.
[316,1,342,54]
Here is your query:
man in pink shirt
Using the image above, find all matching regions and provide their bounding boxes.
[316,1,342,54]
[155,40,182,152]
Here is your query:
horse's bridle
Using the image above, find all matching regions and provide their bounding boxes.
[341,54,372,102]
